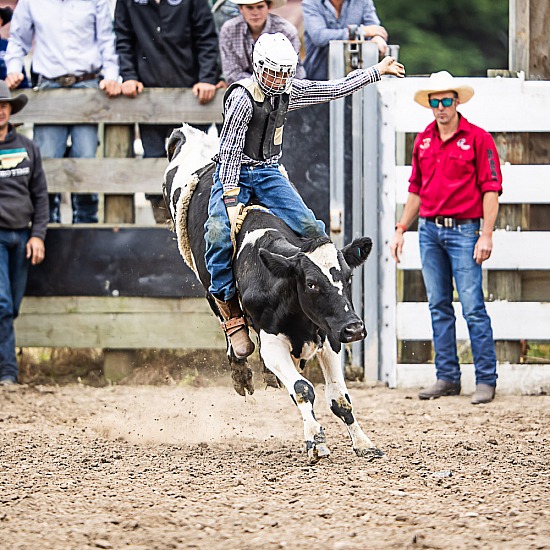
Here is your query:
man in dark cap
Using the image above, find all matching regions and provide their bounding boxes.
[0,81,48,385]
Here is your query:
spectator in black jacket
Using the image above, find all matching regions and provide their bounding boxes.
[114,0,221,223]
[0,81,48,386]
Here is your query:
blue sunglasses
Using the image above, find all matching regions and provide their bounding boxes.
[429,97,455,108]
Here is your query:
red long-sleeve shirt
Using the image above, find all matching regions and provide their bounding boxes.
[408,115,502,219]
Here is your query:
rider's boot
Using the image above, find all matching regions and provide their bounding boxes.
[214,296,255,359]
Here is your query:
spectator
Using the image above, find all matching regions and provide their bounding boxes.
[207,32,404,358]
[0,6,28,88]
[114,0,221,223]
[390,71,502,405]
[210,0,240,34]
[5,0,121,224]
[220,0,305,85]
[302,0,388,80]
[0,81,48,386]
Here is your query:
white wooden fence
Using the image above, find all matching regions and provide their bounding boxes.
[377,73,550,394]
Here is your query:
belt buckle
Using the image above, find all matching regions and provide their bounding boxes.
[59,75,76,87]
[434,216,454,228]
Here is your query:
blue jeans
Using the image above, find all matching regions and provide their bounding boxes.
[33,79,100,223]
[418,218,497,386]
[205,164,326,301]
[0,228,30,381]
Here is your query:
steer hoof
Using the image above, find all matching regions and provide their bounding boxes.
[354,446,385,461]
[230,361,254,397]
[307,443,331,465]
[306,430,330,464]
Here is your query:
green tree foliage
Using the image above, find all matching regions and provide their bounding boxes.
[377,0,509,76]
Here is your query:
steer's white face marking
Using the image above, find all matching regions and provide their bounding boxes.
[305,243,343,295]
[237,228,276,259]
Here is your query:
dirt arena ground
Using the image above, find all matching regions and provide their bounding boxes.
[1,373,548,550]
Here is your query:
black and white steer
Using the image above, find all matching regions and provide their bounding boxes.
[163,124,384,464]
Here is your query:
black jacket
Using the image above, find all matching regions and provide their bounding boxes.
[0,127,48,240]
[114,0,219,88]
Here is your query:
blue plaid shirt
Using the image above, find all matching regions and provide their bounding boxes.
[302,0,381,80]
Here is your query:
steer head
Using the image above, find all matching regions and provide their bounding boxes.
[259,237,372,348]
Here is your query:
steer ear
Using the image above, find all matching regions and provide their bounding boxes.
[259,249,298,278]
[342,237,373,269]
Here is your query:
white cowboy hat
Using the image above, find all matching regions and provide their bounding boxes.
[233,0,287,9]
[414,71,475,108]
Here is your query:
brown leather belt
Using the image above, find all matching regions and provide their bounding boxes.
[45,72,99,87]
[422,216,480,228]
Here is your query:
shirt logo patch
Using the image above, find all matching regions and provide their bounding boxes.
[419,138,431,150]
[0,148,28,169]
[167,0,183,5]
[457,138,471,151]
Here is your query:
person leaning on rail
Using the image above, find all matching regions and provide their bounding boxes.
[219,0,306,85]
[4,0,121,225]
[114,0,222,224]
[302,0,389,80]
[389,71,502,405]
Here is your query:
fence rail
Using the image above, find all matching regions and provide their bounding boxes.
[12,88,224,125]
[42,158,165,194]
[395,164,550,205]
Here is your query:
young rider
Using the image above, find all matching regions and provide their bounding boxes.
[206,32,405,359]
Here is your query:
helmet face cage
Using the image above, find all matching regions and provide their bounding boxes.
[254,59,296,95]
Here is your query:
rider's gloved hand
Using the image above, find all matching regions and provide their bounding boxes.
[222,187,245,230]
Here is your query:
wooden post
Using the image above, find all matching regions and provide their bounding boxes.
[510,0,550,80]
[491,0,550,364]
[509,0,530,75]
[103,125,135,224]
[103,124,136,381]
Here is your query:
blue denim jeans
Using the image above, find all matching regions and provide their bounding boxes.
[33,79,100,223]
[205,164,326,301]
[418,218,497,386]
[0,228,30,381]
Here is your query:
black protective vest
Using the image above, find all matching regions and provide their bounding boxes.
[223,79,290,161]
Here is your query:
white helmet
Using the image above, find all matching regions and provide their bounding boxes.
[252,33,298,95]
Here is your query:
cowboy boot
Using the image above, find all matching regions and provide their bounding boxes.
[214,296,255,359]
[471,384,496,404]
[418,379,461,400]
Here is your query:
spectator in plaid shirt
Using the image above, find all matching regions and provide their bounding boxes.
[205,32,404,359]
[220,0,306,85]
